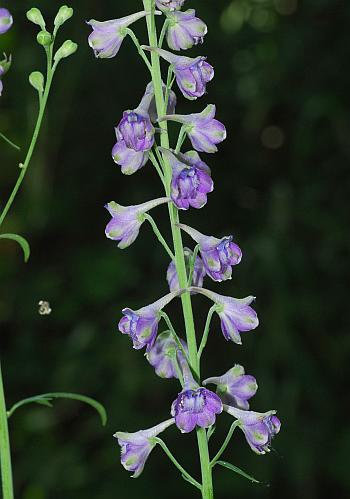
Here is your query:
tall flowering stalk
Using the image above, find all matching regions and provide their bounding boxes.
[0,7,106,499]
[89,1,281,497]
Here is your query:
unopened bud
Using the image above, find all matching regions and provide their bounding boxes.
[29,71,44,93]
[37,30,52,47]
[54,39,78,63]
[54,5,73,28]
[26,8,45,29]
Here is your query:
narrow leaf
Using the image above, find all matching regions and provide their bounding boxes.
[7,392,107,426]
[216,460,260,484]
[0,233,30,262]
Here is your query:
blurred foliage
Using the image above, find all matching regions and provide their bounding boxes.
[0,0,349,498]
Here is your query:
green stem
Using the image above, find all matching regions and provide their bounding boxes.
[210,421,240,468]
[143,2,214,497]
[158,19,169,49]
[154,438,202,491]
[0,133,20,151]
[143,213,175,260]
[187,244,200,287]
[0,47,55,228]
[197,305,217,362]
[125,28,152,73]
[175,125,186,154]
[160,311,188,362]
[149,150,166,186]
[0,362,14,499]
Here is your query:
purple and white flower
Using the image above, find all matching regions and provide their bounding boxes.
[116,108,155,152]
[172,387,222,433]
[161,104,226,153]
[147,331,187,379]
[119,291,179,351]
[161,148,213,210]
[87,11,152,59]
[0,8,13,35]
[178,224,242,282]
[144,47,214,100]
[105,197,169,249]
[114,418,175,477]
[204,364,258,409]
[156,0,186,12]
[188,287,259,344]
[167,247,206,292]
[224,405,281,455]
[165,10,207,51]
[0,54,11,97]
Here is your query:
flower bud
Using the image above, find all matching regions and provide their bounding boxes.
[29,71,44,94]
[54,40,78,62]
[36,30,52,47]
[54,5,73,29]
[26,8,46,30]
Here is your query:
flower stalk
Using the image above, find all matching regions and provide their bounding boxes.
[143,1,214,496]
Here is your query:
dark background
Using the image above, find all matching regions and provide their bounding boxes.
[1,0,349,498]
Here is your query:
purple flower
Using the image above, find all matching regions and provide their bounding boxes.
[161,104,226,153]
[105,197,169,249]
[156,0,186,11]
[87,11,151,59]
[166,10,207,51]
[119,291,179,351]
[116,109,155,152]
[188,287,259,345]
[171,388,222,433]
[178,224,242,282]
[204,365,258,410]
[0,8,13,35]
[112,139,149,175]
[161,148,213,210]
[144,47,214,100]
[170,358,222,433]
[224,405,281,455]
[114,418,175,477]
[0,54,11,97]
[167,247,206,293]
[142,81,177,123]
[147,331,187,379]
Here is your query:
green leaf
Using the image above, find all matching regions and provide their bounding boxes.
[0,233,30,262]
[216,460,260,484]
[7,392,107,426]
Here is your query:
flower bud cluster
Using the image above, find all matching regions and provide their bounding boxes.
[88,0,281,484]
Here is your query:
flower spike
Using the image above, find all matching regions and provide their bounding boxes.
[188,287,259,344]
[114,418,175,477]
[142,46,214,100]
[160,104,226,153]
[105,197,169,249]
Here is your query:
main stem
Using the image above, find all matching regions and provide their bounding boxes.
[0,362,14,499]
[143,3,213,498]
